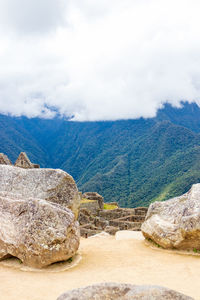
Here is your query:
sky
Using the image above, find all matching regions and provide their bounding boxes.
[0,0,200,121]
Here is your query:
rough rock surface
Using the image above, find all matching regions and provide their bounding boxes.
[57,283,193,300]
[0,165,80,218]
[142,184,200,249]
[0,192,80,268]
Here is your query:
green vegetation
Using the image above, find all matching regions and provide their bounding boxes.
[146,237,163,248]
[193,248,200,254]
[1,102,200,208]
[80,198,96,204]
[67,257,73,263]
[103,203,118,210]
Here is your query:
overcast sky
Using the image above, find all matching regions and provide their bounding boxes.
[0,0,200,120]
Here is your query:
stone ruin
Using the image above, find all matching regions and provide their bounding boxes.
[78,192,148,237]
[0,153,12,165]
[14,152,40,168]
[0,152,147,239]
[83,192,104,209]
[0,152,40,168]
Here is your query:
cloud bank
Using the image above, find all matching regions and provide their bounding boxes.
[0,0,200,120]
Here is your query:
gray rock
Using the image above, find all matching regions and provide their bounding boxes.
[57,283,193,299]
[0,192,80,268]
[0,165,80,218]
[141,184,200,249]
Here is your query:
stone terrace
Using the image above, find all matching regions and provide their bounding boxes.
[78,197,148,237]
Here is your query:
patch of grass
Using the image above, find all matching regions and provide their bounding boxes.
[146,237,163,248]
[104,203,118,210]
[151,184,172,203]
[67,257,73,263]
[81,198,96,204]
[193,248,200,253]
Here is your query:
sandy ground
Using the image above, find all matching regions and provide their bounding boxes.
[0,233,200,300]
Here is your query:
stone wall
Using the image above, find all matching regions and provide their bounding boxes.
[0,153,12,165]
[83,192,104,209]
[0,152,40,169]
[80,201,100,214]
[78,205,148,237]
[14,152,36,169]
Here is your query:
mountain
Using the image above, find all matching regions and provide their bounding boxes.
[1,102,200,207]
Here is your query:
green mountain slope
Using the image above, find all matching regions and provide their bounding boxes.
[1,102,200,207]
[0,115,48,166]
[79,121,200,206]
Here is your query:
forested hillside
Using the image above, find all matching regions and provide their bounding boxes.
[1,102,200,207]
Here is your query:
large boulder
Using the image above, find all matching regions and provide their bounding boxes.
[142,184,200,250]
[57,283,193,299]
[0,192,80,268]
[0,165,80,219]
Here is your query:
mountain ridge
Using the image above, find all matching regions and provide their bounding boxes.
[1,101,200,207]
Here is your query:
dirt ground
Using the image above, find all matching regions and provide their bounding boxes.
[0,233,199,300]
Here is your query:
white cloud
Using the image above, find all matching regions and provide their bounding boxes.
[0,0,200,120]
[0,0,67,35]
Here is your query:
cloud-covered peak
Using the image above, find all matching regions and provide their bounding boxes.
[0,0,200,120]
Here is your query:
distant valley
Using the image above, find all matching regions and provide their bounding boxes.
[1,102,200,207]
